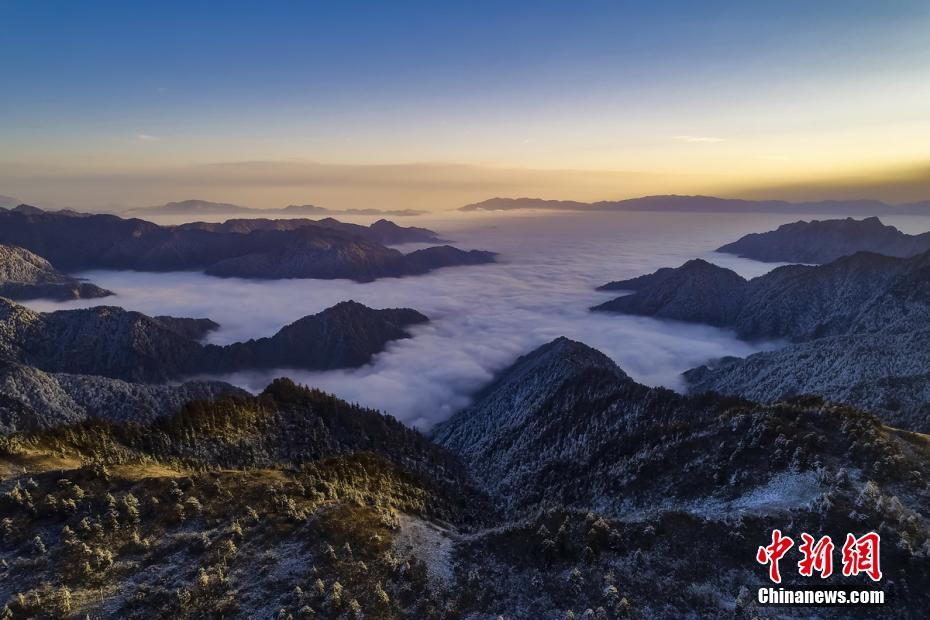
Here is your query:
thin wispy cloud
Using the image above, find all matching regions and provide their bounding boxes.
[673,135,724,143]
[135,133,162,143]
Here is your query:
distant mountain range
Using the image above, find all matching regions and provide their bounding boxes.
[461,194,930,215]
[717,216,930,263]
[126,199,426,218]
[176,216,444,245]
[0,204,494,281]
[0,298,428,382]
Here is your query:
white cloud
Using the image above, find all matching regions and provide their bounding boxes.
[135,133,162,143]
[25,212,785,430]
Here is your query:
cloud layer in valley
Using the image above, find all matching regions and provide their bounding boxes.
[27,211,848,429]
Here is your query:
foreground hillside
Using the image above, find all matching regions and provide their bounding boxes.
[0,379,484,619]
[2,340,928,618]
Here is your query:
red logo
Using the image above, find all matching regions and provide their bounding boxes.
[757,530,881,583]
[798,533,834,578]
[756,529,794,584]
[841,532,882,582]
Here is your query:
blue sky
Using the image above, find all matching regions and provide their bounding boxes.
[2,1,930,208]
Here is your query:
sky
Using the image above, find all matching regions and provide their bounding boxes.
[2,1,930,210]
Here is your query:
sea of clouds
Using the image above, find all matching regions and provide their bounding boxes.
[28,210,856,429]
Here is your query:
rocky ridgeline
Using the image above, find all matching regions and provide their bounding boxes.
[0,244,112,301]
[177,216,444,245]
[717,216,930,264]
[432,338,921,515]
[0,298,427,382]
[594,249,930,431]
[593,252,930,342]
[0,359,244,433]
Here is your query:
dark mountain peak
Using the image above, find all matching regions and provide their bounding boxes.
[510,336,626,378]
[13,204,44,214]
[595,247,930,342]
[431,338,632,495]
[434,337,930,520]
[0,297,429,382]
[327,298,367,311]
[718,216,930,263]
[402,245,497,274]
[826,248,905,268]
[367,218,443,243]
[230,302,430,371]
[438,336,630,421]
[592,259,747,325]
[304,299,428,326]
[679,257,725,271]
[597,258,743,293]
[773,215,890,232]
[175,215,442,244]
[471,336,630,398]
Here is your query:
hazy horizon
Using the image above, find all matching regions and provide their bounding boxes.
[6,160,930,214]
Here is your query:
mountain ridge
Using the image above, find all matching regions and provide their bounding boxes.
[460,194,930,215]
[0,244,113,301]
[0,359,245,434]
[593,251,930,342]
[595,251,930,429]
[0,205,494,281]
[0,298,428,382]
[717,216,930,263]
[126,199,427,218]
[176,216,443,245]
